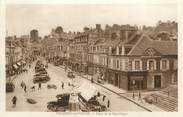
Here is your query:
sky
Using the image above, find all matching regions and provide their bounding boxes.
[6,3,177,37]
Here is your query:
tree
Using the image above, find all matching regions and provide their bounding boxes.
[55,26,63,34]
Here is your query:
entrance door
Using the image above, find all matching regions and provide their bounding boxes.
[115,73,119,86]
[154,75,161,88]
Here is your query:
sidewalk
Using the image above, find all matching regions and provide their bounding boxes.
[58,65,164,112]
[76,72,164,112]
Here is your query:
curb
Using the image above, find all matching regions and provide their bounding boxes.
[58,65,152,112]
[77,73,152,112]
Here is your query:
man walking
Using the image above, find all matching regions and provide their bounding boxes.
[38,83,41,90]
[24,85,27,93]
[12,96,17,107]
[107,100,110,108]
[62,82,64,89]
[103,95,106,101]
[21,81,24,88]
[91,77,94,83]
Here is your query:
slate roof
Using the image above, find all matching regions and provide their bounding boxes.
[128,34,177,56]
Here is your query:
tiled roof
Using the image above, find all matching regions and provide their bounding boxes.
[129,34,177,56]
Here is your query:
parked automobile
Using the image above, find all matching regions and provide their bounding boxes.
[35,68,46,73]
[47,84,57,89]
[26,98,37,104]
[67,72,75,79]
[6,82,15,92]
[47,93,70,112]
[33,74,50,84]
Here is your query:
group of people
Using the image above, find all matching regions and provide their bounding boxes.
[132,91,142,100]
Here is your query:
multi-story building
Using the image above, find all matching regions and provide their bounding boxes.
[6,36,23,76]
[106,33,177,90]
[71,32,89,73]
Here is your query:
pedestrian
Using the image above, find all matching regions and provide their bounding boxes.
[97,92,100,97]
[24,85,27,93]
[91,77,94,83]
[38,83,41,90]
[21,81,24,88]
[68,82,70,87]
[103,95,106,101]
[132,91,135,100]
[107,100,110,108]
[12,96,17,107]
[62,82,64,89]
[155,97,158,103]
[138,91,141,100]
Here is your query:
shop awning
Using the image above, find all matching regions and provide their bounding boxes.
[77,82,97,102]
[17,62,21,66]
[13,64,18,69]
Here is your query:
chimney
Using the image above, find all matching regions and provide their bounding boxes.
[120,30,128,42]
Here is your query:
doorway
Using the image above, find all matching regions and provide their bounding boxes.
[115,73,119,87]
[154,75,161,88]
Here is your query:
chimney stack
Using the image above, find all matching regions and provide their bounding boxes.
[120,30,128,42]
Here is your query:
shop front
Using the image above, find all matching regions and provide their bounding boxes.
[127,71,147,90]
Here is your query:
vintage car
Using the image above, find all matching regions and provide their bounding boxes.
[47,84,57,89]
[67,72,75,79]
[26,98,37,104]
[6,82,15,92]
[33,74,50,84]
[35,68,46,73]
[47,93,70,112]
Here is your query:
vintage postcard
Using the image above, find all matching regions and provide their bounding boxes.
[0,0,182,117]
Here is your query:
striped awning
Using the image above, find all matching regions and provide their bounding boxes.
[13,64,18,69]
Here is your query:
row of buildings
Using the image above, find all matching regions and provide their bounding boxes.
[6,21,177,91]
[40,21,177,91]
[5,29,41,77]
